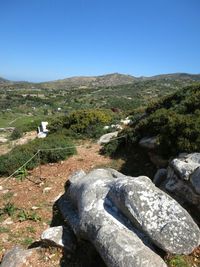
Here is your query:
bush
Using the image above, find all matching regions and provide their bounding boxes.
[0,134,76,177]
[102,84,200,158]
[101,139,119,156]
[167,255,189,267]
[0,146,38,176]
[49,109,113,138]
[10,128,23,140]
[37,134,76,163]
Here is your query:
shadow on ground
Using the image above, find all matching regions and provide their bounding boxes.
[107,143,157,179]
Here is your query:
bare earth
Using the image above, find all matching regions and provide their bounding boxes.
[0,131,37,156]
[0,142,112,265]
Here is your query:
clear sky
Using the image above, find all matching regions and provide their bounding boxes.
[0,0,200,82]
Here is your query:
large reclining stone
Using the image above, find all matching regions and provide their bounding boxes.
[62,169,167,267]
[108,175,200,254]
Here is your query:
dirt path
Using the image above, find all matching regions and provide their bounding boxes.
[0,142,113,264]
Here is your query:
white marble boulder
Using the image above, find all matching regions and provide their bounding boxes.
[57,168,200,267]
[165,153,200,212]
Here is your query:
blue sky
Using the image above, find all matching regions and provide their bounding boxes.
[0,0,200,82]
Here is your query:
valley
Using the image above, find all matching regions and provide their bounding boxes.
[0,73,200,267]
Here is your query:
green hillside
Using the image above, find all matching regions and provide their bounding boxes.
[103,83,200,162]
[0,72,199,134]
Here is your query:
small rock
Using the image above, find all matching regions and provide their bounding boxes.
[43,187,52,193]
[171,158,199,180]
[41,225,77,251]
[165,153,200,214]
[0,185,3,190]
[97,131,118,145]
[0,246,34,267]
[2,218,14,225]
[31,206,39,210]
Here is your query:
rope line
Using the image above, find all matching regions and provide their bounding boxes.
[39,144,85,151]
[0,151,40,185]
[0,133,127,184]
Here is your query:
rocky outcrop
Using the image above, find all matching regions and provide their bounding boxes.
[108,175,200,254]
[2,167,200,267]
[120,117,133,126]
[58,169,167,267]
[97,131,118,145]
[165,153,200,213]
[56,168,200,267]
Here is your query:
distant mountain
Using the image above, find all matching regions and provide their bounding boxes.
[40,72,200,89]
[0,72,200,90]
[40,73,137,89]
[148,73,200,81]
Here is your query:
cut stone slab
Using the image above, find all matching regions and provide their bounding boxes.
[108,175,200,254]
[0,246,34,267]
[97,131,118,145]
[41,225,76,251]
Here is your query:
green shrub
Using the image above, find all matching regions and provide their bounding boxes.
[17,210,41,222]
[101,139,119,156]
[0,134,76,176]
[15,167,28,181]
[10,128,23,140]
[102,84,200,158]
[38,134,76,163]
[1,202,17,217]
[167,255,189,267]
[49,109,113,138]
[0,146,38,176]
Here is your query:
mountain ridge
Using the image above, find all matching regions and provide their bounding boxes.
[1,72,200,88]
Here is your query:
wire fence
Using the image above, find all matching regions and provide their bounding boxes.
[0,133,127,185]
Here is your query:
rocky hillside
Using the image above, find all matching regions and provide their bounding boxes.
[103,83,200,159]
[1,72,200,90]
[40,73,137,89]
[146,73,200,81]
